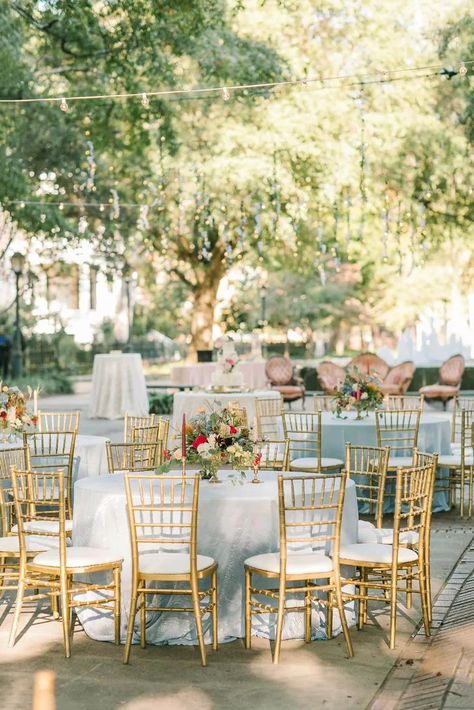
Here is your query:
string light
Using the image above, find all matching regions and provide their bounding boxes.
[0,59,470,108]
[459,63,468,76]
[141,92,150,107]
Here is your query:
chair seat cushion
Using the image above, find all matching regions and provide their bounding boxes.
[12,520,73,535]
[139,553,215,575]
[290,456,343,470]
[378,383,404,395]
[0,535,49,554]
[419,384,459,397]
[274,385,305,399]
[245,552,333,575]
[438,454,473,466]
[339,543,418,565]
[357,523,419,545]
[388,456,414,469]
[32,546,122,569]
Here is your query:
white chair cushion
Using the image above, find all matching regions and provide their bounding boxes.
[387,456,414,469]
[139,553,215,575]
[245,552,333,575]
[12,520,73,535]
[339,543,418,565]
[0,535,49,553]
[290,456,343,470]
[450,444,473,455]
[32,546,122,569]
[357,523,419,545]
[438,454,473,466]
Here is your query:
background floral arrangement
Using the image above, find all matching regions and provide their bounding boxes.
[0,384,38,436]
[333,369,384,419]
[165,403,257,479]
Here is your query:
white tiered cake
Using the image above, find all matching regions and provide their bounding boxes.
[210,342,244,389]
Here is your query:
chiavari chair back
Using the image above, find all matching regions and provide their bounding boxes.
[23,432,76,519]
[38,411,80,433]
[384,395,424,411]
[255,396,284,440]
[123,473,218,665]
[375,409,421,467]
[257,439,289,471]
[283,410,322,472]
[123,413,156,442]
[0,446,26,534]
[10,467,122,656]
[313,394,337,413]
[439,408,474,517]
[106,442,163,474]
[244,471,353,662]
[451,397,474,449]
[345,444,390,528]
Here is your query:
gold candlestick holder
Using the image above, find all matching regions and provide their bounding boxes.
[251,464,262,484]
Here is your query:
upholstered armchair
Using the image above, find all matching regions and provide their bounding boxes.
[419,354,465,406]
[265,356,305,406]
[378,361,416,395]
[348,352,390,381]
[316,361,346,395]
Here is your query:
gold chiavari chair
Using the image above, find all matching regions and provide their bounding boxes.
[438,409,474,517]
[38,411,80,433]
[375,409,421,470]
[245,472,354,663]
[23,431,76,520]
[123,414,156,443]
[313,394,337,413]
[123,473,218,666]
[0,446,26,534]
[131,421,170,462]
[283,410,343,472]
[339,460,435,649]
[257,439,290,471]
[255,396,284,440]
[345,444,390,543]
[413,450,438,622]
[384,395,424,411]
[450,396,474,453]
[9,468,122,657]
[106,442,163,474]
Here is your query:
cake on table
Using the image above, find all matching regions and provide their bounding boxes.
[210,342,244,389]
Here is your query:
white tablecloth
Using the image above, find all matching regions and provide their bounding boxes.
[0,434,108,484]
[88,353,148,420]
[171,389,281,436]
[171,362,268,389]
[73,471,358,645]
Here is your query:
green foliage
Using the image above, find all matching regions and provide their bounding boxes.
[8,372,73,396]
[148,391,174,415]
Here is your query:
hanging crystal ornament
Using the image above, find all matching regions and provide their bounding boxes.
[59,98,69,112]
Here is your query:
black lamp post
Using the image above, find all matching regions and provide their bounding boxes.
[11,252,25,379]
[260,283,268,327]
[122,263,132,352]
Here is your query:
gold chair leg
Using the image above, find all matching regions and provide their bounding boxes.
[460,467,465,518]
[211,570,218,651]
[51,591,59,620]
[140,589,146,649]
[9,575,26,647]
[419,565,431,638]
[244,568,252,649]
[190,574,207,667]
[358,568,366,630]
[334,578,354,658]
[304,581,311,643]
[113,566,121,646]
[123,583,139,664]
[273,578,286,664]
[389,570,398,650]
[406,570,413,609]
[60,577,71,658]
[0,557,7,600]
[326,590,333,639]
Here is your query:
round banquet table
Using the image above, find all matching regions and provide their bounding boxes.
[88,353,148,420]
[171,361,268,389]
[73,470,358,645]
[0,433,108,483]
[171,389,280,434]
[319,411,452,512]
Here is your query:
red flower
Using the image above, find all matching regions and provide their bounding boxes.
[354,389,362,400]
[191,434,208,449]
[253,452,262,467]
[0,411,6,419]
[229,425,238,434]
[163,449,171,461]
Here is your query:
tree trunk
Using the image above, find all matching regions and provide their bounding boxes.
[190,282,220,356]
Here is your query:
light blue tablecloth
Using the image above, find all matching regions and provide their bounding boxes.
[320,411,452,512]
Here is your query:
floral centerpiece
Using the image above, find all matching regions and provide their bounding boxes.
[165,403,258,482]
[0,384,38,441]
[333,369,384,420]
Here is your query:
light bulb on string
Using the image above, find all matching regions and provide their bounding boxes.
[141,92,150,108]
[59,98,69,112]
[222,87,230,101]
[459,63,468,76]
